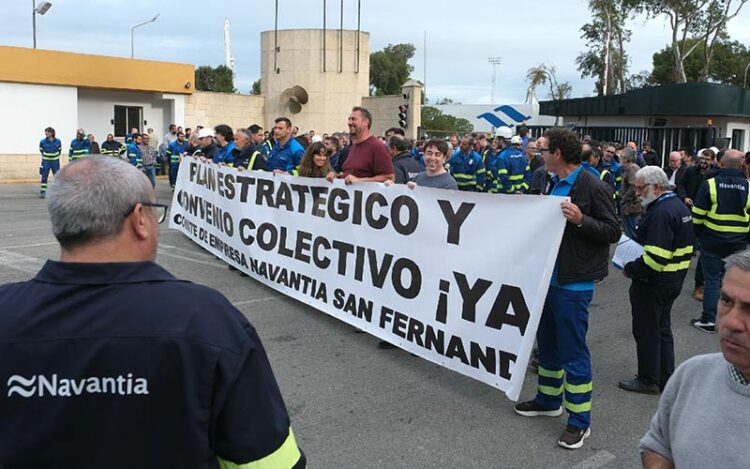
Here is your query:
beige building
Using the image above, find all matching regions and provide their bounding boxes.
[1,29,422,183]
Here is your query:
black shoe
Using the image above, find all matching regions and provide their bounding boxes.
[618,377,660,395]
[558,425,591,450]
[691,318,716,334]
[228,265,238,271]
[39,191,46,199]
[377,340,396,349]
[240,272,249,277]
[513,400,563,417]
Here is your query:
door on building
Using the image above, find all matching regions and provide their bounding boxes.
[731,129,745,152]
[114,105,144,137]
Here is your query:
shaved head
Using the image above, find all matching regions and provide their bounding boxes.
[721,149,743,169]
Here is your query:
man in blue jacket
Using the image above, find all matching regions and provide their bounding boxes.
[39,127,62,198]
[0,156,305,468]
[447,136,485,192]
[268,117,304,174]
[69,128,91,162]
[497,135,530,193]
[166,132,189,188]
[127,133,143,168]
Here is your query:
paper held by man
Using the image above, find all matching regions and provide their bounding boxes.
[612,235,644,270]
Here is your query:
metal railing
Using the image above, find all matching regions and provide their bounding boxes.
[527,125,721,168]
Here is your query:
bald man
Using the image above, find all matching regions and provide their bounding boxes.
[665,151,686,190]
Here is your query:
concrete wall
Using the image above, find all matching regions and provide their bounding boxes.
[78,89,173,144]
[261,29,370,134]
[362,81,422,139]
[0,82,78,154]
[184,91,265,131]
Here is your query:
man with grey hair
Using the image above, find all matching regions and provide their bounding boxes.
[387,134,424,184]
[621,166,694,394]
[664,151,685,190]
[0,156,305,468]
[639,249,750,468]
[691,149,750,333]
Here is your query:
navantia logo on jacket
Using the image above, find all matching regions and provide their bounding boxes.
[6,373,149,398]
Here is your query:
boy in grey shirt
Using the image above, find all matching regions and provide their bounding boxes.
[407,139,457,190]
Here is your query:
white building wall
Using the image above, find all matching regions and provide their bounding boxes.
[77,89,169,144]
[0,82,78,154]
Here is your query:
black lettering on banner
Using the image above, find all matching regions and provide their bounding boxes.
[354,246,366,281]
[368,249,393,289]
[498,351,517,380]
[236,176,256,203]
[352,190,363,225]
[217,171,225,197]
[331,240,354,275]
[310,186,328,218]
[294,231,313,264]
[365,193,388,230]
[470,342,495,374]
[391,195,419,235]
[239,218,256,245]
[223,173,236,200]
[333,288,372,322]
[256,179,275,206]
[454,272,492,322]
[392,258,421,299]
[278,227,294,258]
[312,237,331,269]
[438,200,476,246]
[485,285,531,335]
[445,335,469,365]
[275,182,294,211]
[435,279,450,324]
[328,188,350,222]
[189,162,198,182]
[257,223,278,251]
[290,184,310,213]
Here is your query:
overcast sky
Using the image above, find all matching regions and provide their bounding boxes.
[3,0,750,104]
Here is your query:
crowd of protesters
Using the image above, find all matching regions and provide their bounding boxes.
[35,107,750,459]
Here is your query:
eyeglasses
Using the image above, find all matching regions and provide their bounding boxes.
[538,147,552,153]
[124,202,169,224]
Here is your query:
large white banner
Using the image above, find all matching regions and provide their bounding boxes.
[169,160,566,400]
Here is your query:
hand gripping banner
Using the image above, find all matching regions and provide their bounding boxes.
[170,160,566,400]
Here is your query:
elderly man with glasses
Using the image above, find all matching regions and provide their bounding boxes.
[0,156,305,468]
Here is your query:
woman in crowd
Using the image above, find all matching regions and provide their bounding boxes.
[296,141,332,178]
[619,147,642,238]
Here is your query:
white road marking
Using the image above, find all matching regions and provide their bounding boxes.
[0,241,58,250]
[157,250,226,268]
[233,296,284,307]
[0,250,46,274]
[572,450,616,469]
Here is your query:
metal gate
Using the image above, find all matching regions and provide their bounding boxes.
[526,125,720,168]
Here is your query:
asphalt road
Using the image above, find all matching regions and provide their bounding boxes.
[0,181,718,469]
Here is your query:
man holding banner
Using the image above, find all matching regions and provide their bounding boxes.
[514,128,620,450]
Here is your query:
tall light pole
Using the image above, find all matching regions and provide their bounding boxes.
[32,1,53,49]
[488,57,502,105]
[131,14,159,59]
[744,61,750,88]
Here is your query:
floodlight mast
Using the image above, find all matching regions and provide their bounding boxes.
[32,1,53,49]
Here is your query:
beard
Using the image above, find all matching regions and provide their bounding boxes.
[640,186,659,207]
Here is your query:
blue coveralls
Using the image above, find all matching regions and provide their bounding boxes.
[497,147,529,193]
[39,137,62,194]
[167,140,190,188]
[69,137,91,161]
[535,165,594,431]
[447,149,486,192]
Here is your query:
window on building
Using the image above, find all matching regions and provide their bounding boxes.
[731,129,745,152]
[114,105,143,137]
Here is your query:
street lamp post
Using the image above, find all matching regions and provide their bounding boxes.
[131,14,159,59]
[488,57,502,105]
[32,1,53,49]
[744,62,750,88]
